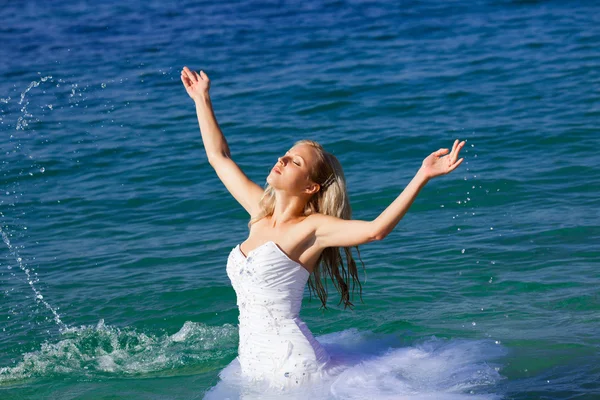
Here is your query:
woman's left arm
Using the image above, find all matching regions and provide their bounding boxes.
[311,139,465,248]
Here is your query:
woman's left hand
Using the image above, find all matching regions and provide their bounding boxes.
[420,139,466,180]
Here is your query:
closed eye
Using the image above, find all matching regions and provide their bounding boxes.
[285,152,302,166]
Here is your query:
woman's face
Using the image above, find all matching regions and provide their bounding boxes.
[267,144,319,195]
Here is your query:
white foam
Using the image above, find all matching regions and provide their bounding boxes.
[0,319,237,383]
[204,329,507,400]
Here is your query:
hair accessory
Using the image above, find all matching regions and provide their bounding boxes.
[320,173,335,189]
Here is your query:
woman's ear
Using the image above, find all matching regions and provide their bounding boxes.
[305,182,320,196]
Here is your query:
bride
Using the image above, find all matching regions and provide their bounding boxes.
[180,67,465,394]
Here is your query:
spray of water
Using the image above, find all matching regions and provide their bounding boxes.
[2,74,70,332]
[0,225,67,331]
[15,75,53,131]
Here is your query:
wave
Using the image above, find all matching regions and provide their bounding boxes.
[0,319,237,384]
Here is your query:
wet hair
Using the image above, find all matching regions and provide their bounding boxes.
[248,139,365,310]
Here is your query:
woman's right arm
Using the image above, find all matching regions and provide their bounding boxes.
[181,67,264,216]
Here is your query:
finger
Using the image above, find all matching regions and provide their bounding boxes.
[182,69,194,83]
[434,148,449,156]
[183,67,196,83]
[453,140,466,163]
[449,157,464,172]
[449,139,459,159]
[452,139,464,163]
[199,70,209,81]
[183,66,198,82]
[192,70,201,82]
[180,74,191,87]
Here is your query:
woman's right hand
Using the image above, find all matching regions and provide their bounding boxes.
[181,66,210,101]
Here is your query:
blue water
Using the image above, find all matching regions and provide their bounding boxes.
[1,0,599,399]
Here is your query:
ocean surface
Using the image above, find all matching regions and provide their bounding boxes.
[1,0,599,398]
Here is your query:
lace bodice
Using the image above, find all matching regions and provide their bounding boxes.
[226,240,331,389]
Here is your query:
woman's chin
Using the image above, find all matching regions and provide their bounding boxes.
[266,174,279,187]
[268,177,288,191]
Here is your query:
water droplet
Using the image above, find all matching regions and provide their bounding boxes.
[101,83,106,88]
[40,167,45,173]
[461,249,465,254]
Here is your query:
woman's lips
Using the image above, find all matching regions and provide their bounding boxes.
[273,166,281,174]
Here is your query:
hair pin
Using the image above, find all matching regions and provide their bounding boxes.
[321,174,335,189]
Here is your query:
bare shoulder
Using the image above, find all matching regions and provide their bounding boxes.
[305,212,339,228]
[304,212,326,229]
[305,213,377,248]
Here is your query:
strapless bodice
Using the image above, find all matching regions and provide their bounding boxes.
[227,241,310,319]
[226,240,331,389]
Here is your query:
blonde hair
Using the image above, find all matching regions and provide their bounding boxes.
[248,139,365,310]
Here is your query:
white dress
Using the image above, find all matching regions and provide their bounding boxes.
[225,240,332,389]
[204,240,509,399]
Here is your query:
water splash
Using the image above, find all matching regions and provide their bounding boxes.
[0,225,67,330]
[15,75,53,131]
[0,320,237,384]
[1,74,88,334]
[207,329,508,400]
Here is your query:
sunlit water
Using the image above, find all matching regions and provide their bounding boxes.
[1,0,599,399]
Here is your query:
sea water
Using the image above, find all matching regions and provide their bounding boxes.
[1,0,599,399]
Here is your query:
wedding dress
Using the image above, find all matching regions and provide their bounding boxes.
[203,240,508,399]
[224,240,332,389]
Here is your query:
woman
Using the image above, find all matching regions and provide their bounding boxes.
[180,67,465,394]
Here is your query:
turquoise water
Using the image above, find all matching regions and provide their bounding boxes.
[1,0,599,398]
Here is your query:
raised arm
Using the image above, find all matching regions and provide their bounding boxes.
[311,140,466,249]
[181,67,264,216]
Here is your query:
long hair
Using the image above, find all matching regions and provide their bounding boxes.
[248,139,366,310]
